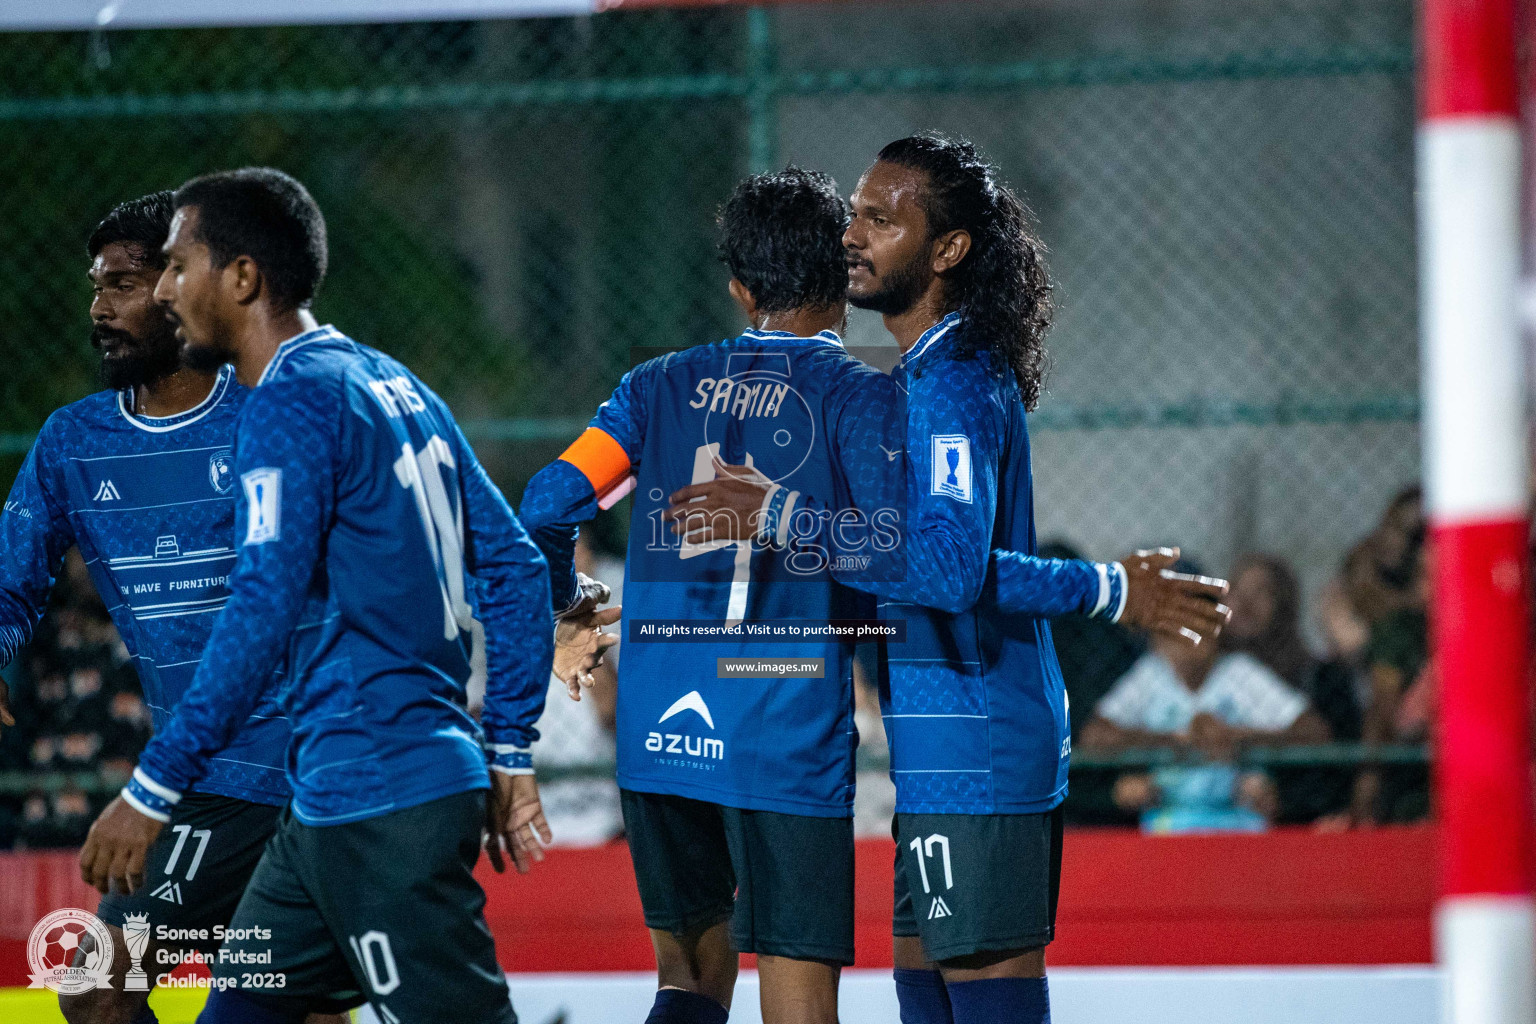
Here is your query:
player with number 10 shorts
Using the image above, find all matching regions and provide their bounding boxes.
[79,168,556,1024]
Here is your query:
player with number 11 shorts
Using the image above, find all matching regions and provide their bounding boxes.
[80,167,555,1024]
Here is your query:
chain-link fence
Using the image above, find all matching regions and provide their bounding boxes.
[0,0,1424,834]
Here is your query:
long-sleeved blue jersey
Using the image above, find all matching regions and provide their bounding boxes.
[520,329,905,817]
[738,317,1124,814]
[0,367,290,805]
[129,326,553,826]
[879,313,1073,815]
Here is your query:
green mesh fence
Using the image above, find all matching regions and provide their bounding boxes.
[0,0,1426,831]
[0,0,1417,612]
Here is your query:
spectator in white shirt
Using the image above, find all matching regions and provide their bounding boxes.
[1081,627,1330,832]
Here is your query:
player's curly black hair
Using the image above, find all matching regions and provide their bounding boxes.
[88,191,175,269]
[718,166,848,315]
[877,134,1053,410]
[173,167,328,313]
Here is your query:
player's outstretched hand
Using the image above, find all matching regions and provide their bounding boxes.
[663,458,772,543]
[485,772,552,875]
[560,573,612,621]
[554,605,622,700]
[79,795,163,895]
[0,677,14,734]
[1117,547,1231,646]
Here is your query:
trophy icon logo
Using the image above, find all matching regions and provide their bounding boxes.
[122,912,151,992]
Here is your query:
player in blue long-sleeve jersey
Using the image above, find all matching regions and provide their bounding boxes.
[0,192,346,1024]
[519,169,910,1024]
[666,137,1231,1024]
[77,169,554,1024]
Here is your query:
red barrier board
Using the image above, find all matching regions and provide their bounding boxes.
[481,825,1436,971]
[0,826,1435,986]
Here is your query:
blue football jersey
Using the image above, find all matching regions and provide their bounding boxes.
[879,313,1072,815]
[521,329,905,817]
[0,367,290,805]
[131,326,553,826]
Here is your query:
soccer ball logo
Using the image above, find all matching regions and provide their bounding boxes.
[27,908,113,994]
[40,921,102,971]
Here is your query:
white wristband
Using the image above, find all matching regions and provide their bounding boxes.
[120,786,172,823]
[776,491,800,548]
[1109,562,1130,623]
[1089,562,1112,617]
[756,484,783,542]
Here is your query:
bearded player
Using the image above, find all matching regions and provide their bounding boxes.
[667,135,1231,1024]
[0,193,347,1024]
[77,168,557,1024]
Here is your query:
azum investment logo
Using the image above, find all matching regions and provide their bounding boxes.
[646,690,724,762]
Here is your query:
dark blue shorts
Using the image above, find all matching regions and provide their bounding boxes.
[97,791,282,954]
[892,806,1064,962]
[621,788,855,964]
[213,790,515,1023]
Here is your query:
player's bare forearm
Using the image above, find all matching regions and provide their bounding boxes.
[662,458,769,543]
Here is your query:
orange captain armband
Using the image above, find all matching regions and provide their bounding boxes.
[559,428,636,509]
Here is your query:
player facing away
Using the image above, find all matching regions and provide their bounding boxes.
[77,168,556,1024]
[518,168,906,1024]
[667,136,1231,1024]
[0,193,345,1024]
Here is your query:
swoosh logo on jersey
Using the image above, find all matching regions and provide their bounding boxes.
[658,691,715,730]
[879,446,901,462]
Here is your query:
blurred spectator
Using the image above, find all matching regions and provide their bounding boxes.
[1081,591,1330,832]
[1225,553,1360,740]
[1223,554,1361,821]
[1319,485,1424,667]
[16,787,93,849]
[1343,540,1432,825]
[526,531,624,847]
[2,548,144,848]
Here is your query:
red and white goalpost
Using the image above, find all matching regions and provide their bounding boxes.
[1420,0,1535,1021]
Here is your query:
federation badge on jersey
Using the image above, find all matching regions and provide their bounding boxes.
[930,434,972,503]
[241,467,282,545]
[208,449,235,495]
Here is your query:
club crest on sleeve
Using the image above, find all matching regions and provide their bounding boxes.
[241,467,282,545]
[930,434,972,503]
